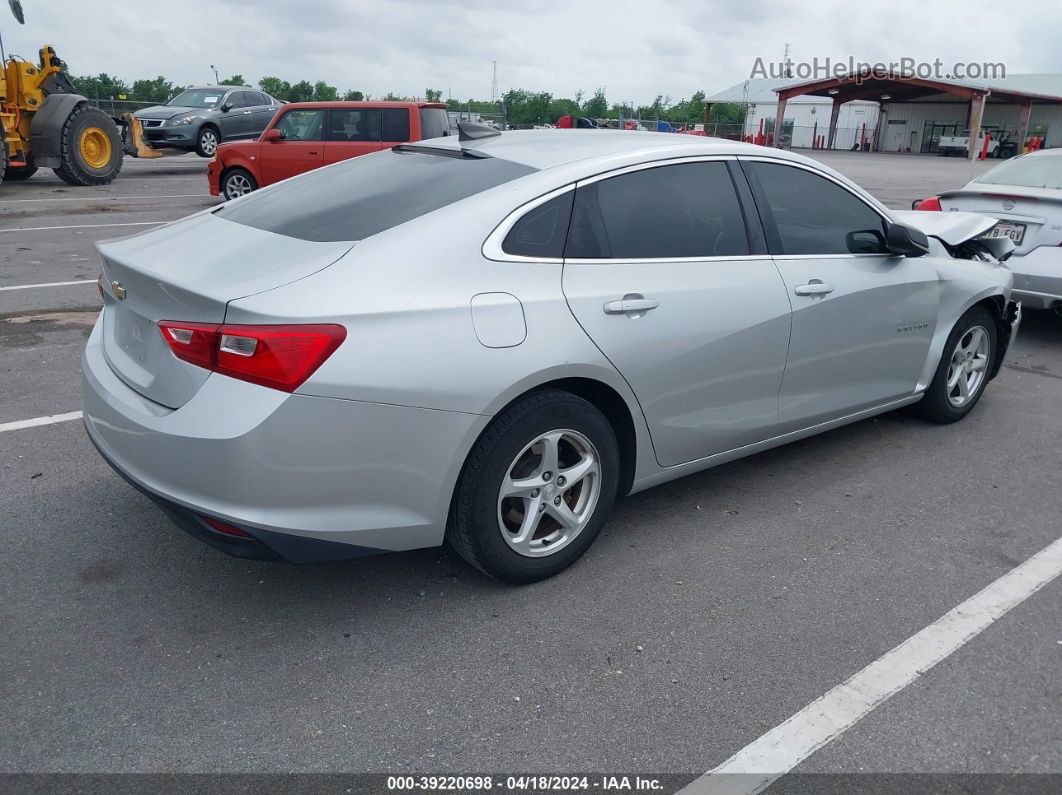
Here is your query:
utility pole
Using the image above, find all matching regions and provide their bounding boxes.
[783,44,792,79]
[210,64,219,84]
[490,60,498,104]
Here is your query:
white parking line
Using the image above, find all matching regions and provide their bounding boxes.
[0,194,209,204]
[0,221,166,233]
[0,279,96,292]
[681,533,1062,795]
[0,411,83,433]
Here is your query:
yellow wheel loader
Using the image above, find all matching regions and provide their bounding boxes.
[1,44,129,185]
[1,4,181,186]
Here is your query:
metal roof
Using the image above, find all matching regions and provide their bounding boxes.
[707,73,1062,106]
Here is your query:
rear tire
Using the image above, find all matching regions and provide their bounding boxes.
[52,104,123,186]
[195,126,220,158]
[447,390,619,584]
[915,306,997,424]
[221,167,257,200]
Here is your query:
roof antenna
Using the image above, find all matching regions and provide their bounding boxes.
[458,120,500,142]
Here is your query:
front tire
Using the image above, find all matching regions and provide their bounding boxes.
[915,305,997,424]
[195,126,220,158]
[221,167,257,200]
[447,390,619,584]
[53,105,124,186]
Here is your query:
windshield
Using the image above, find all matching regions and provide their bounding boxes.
[975,154,1062,190]
[215,147,536,242]
[166,89,225,109]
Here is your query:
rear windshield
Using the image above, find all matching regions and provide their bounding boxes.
[216,148,535,242]
[167,89,224,108]
[975,154,1062,190]
[419,108,451,139]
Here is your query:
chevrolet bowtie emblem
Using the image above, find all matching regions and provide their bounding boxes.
[111,281,127,300]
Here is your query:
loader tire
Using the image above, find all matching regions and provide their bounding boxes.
[52,105,124,186]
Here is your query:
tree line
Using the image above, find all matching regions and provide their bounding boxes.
[66,71,744,126]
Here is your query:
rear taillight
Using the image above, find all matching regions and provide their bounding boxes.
[914,196,942,211]
[158,321,217,370]
[158,321,346,392]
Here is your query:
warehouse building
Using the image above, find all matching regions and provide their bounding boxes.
[706,73,1062,156]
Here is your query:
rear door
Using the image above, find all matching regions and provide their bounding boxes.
[259,108,325,185]
[242,90,278,137]
[321,107,401,165]
[561,159,793,467]
[742,159,938,432]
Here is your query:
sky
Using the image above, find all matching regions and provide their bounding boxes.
[6,0,1062,104]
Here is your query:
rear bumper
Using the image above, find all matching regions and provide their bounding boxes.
[81,316,484,561]
[1008,246,1062,309]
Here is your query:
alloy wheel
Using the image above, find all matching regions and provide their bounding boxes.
[200,130,218,155]
[946,325,990,407]
[224,173,253,200]
[497,429,601,558]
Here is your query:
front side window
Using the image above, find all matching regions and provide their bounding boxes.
[565,161,749,259]
[224,92,249,109]
[749,162,888,255]
[275,109,325,141]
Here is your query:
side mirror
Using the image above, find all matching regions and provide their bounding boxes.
[263,128,284,141]
[885,222,930,257]
[845,229,887,254]
[220,103,232,113]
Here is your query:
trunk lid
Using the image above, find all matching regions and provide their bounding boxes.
[939,187,1062,254]
[98,212,353,408]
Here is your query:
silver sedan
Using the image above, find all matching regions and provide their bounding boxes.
[82,128,1019,583]
[916,148,1062,314]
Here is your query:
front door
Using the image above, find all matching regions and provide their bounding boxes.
[742,160,938,433]
[259,108,325,185]
[217,90,249,140]
[561,160,793,467]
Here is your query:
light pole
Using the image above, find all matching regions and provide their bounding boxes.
[210,64,219,84]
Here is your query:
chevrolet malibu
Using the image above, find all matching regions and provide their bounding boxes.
[83,128,1020,583]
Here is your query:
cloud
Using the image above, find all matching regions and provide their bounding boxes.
[6,0,1060,104]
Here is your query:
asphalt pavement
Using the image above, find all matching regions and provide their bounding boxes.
[1,150,1059,792]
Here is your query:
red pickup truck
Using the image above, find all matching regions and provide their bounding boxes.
[208,101,450,199]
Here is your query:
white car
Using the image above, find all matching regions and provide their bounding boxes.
[916,148,1062,314]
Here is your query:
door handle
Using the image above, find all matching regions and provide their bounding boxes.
[794,280,835,297]
[603,296,659,315]
[243,110,252,115]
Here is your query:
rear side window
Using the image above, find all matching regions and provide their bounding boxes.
[383,108,411,142]
[327,109,381,142]
[566,162,749,259]
[419,108,450,139]
[502,192,574,258]
[216,149,536,242]
[749,162,888,255]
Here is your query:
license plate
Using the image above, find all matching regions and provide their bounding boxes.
[986,221,1026,245]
